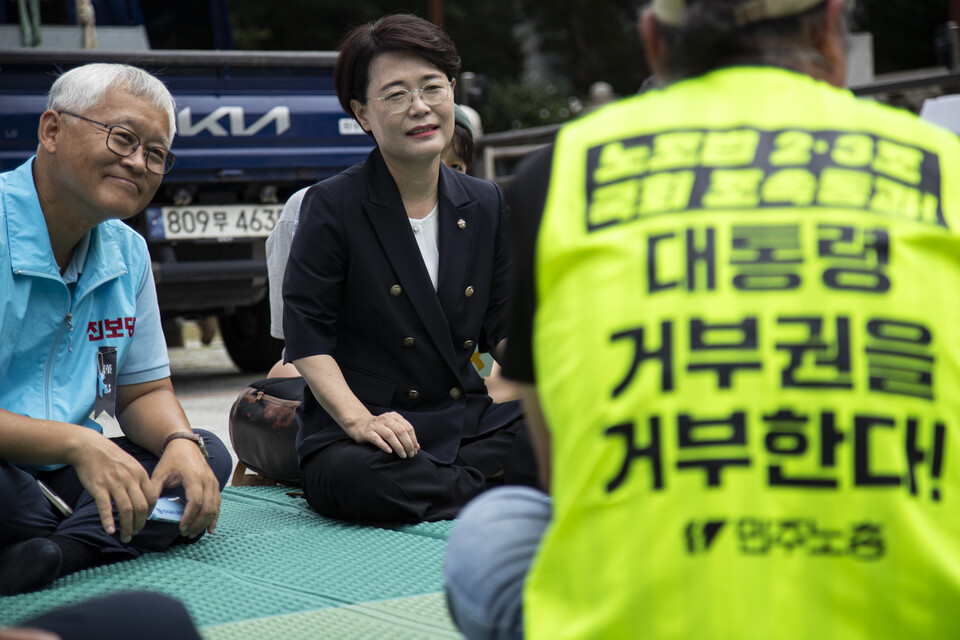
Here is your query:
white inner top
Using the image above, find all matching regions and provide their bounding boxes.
[410,204,440,291]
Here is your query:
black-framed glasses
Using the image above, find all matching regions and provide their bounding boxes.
[374,81,451,114]
[59,111,176,175]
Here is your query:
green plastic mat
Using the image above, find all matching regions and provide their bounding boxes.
[204,593,462,640]
[0,487,462,638]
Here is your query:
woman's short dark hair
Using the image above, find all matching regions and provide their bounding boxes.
[335,14,462,121]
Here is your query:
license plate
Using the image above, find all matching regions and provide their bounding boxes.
[151,204,284,240]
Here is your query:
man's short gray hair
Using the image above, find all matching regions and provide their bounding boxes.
[46,63,176,143]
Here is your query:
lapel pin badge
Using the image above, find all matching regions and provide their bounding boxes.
[457,218,466,229]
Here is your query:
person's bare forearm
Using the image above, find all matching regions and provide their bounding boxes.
[517,382,552,491]
[0,409,94,466]
[293,354,372,431]
[116,379,192,455]
[293,354,419,457]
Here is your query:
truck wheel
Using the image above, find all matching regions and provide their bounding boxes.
[218,298,284,373]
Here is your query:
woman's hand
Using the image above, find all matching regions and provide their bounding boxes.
[294,355,422,459]
[343,412,420,458]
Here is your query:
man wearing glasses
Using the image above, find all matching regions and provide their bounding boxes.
[0,63,230,596]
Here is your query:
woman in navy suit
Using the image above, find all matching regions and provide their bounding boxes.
[282,14,535,523]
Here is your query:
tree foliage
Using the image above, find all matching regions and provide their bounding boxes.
[226,0,645,132]
[229,0,410,51]
[514,0,647,96]
[229,0,523,80]
[225,0,951,132]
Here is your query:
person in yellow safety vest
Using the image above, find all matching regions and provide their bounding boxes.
[443,0,960,638]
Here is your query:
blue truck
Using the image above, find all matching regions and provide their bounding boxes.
[0,1,373,371]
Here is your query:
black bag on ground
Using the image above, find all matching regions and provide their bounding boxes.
[228,376,303,486]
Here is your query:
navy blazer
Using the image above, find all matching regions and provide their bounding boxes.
[283,147,522,464]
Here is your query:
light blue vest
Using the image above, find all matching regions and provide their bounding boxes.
[0,158,169,467]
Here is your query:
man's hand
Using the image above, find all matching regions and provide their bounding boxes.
[343,412,419,458]
[151,438,221,538]
[115,379,221,538]
[68,430,158,543]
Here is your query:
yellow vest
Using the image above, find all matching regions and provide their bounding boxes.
[526,67,960,639]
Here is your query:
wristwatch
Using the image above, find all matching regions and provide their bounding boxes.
[161,431,210,460]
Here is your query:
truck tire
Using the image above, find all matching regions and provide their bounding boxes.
[218,298,284,373]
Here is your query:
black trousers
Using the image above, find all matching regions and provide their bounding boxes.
[17,591,201,640]
[301,414,537,524]
[0,429,231,559]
